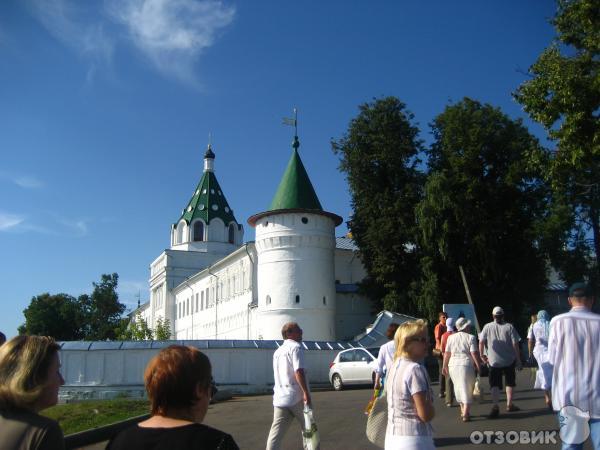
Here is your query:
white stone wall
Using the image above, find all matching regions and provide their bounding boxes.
[254,212,337,341]
[334,248,367,284]
[59,344,343,397]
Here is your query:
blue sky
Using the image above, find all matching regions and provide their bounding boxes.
[0,0,557,338]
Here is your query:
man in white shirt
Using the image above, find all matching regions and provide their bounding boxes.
[548,282,600,450]
[479,306,522,418]
[374,322,400,391]
[266,322,311,450]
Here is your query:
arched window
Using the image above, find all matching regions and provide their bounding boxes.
[176,222,185,244]
[193,221,204,242]
[228,223,235,244]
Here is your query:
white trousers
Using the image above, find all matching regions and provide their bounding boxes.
[266,401,307,450]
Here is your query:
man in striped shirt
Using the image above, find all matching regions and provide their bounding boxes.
[548,282,600,450]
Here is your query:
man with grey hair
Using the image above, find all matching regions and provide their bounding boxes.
[266,322,312,450]
[479,306,522,418]
[548,282,600,450]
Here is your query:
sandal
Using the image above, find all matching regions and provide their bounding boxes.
[487,405,500,419]
[506,404,520,412]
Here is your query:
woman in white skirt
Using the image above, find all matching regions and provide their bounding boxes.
[385,319,435,450]
[527,309,552,409]
[442,318,481,422]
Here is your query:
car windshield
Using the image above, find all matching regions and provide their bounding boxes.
[367,347,380,358]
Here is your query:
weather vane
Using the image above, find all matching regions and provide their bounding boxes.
[282,108,299,150]
[282,108,298,137]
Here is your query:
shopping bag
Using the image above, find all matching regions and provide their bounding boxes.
[302,405,320,450]
[473,378,481,396]
[366,392,387,448]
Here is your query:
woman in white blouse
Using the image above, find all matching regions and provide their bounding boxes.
[527,309,552,409]
[385,319,435,450]
[442,317,481,422]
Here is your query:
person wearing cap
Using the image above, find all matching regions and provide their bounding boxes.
[440,318,456,407]
[479,306,522,418]
[442,317,481,422]
[548,282,600,450]
[527,310,552,409]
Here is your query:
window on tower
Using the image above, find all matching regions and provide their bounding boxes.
[193,221,204,241]
[295,295,300,303]
[228,223,235,244]
[266,295,271,305]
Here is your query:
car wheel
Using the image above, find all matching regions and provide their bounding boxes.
[332,373,343,391]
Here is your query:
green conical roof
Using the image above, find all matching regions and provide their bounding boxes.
[269,143,323,211]
[176,171,237,226]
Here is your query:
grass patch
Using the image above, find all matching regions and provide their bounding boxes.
[42,399,150,435]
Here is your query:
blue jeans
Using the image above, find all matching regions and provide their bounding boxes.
[560,417,600,450]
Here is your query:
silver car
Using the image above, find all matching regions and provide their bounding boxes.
[328,347,380,391]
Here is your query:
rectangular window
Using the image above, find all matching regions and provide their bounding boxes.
[196,293,199,312]
[201,291,204,310]
[186,299,189,315]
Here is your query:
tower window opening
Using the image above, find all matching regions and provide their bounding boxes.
[266,295,271,305]
[323,296,326,305]
[193,221,204,242]
[228,223,235,244]
[295,295,300,304]
[301,217,308,224]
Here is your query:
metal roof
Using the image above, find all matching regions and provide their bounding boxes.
[335,237,358,251]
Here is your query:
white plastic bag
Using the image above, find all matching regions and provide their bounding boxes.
[302,405,320,450]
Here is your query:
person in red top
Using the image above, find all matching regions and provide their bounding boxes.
[434,312,448,398]
[441,317,455,407]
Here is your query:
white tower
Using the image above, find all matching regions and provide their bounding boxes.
[248,136,342,340]
[149,144,243,334]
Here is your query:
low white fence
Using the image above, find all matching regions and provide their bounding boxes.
[58,340,360,400]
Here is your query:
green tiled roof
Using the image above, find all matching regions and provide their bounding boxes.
[176,171,237,226]
[269,139,323,211]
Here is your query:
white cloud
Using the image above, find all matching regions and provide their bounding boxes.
[0,213,24,231]
[24,0,115,83]
[107,0,235,86]
[0,171,44,189]
[14,176,44,189]
[55,216,89,237]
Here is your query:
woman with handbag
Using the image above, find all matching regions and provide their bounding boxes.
[385,319,435,450]
[442,318,481,422]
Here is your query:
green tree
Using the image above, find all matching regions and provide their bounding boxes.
[514,0,600,285]
[332,97,426,315]
[19,293,85,340]
[117,313,153,341]
[82,273,126,340]
[154,317,172,340]
[415,98,549,324]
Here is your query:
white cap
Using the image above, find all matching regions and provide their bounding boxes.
[492,306,504,316]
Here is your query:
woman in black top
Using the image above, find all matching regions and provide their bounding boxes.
[107,345,238,450]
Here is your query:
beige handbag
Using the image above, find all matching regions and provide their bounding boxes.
[366,389,387,448]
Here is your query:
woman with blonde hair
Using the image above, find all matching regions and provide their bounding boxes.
[107,345,238,449]
[385,319,435,450]
[0,335,65,450]
[442,317,481,422]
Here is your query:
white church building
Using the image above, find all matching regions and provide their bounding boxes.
[136,135,374,341]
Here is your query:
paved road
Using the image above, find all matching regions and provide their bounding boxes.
[203,370,594,449]
[87,370,595,449]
